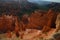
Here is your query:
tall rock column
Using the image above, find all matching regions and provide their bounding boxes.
[42,9,55,32]
[14,17,20,37]
[55,13,60,32]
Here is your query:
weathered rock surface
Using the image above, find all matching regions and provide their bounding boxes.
[0,9,59,40]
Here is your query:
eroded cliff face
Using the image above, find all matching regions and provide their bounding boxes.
[0,15,15,33]
[45,14,60,40]
[55,13,60,32]
[20,9,60,39]
[0,9,59,39]
[24,9,58,32]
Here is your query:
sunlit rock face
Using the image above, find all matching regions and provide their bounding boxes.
[25,9,57,32]
[0,9,58,39]
[0,15,16,33]
[19,9,58,39]
[55,13,60,32]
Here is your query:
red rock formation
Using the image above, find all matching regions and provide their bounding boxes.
[23,9,58,33]
[0,9,58,38]
[0,14,20,38]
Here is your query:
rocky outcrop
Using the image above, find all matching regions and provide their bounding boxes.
[55,13,60,32]
[0,9,58,39]
[0,15,20,38]
[0,15,15,33]
[25,9,58,33]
